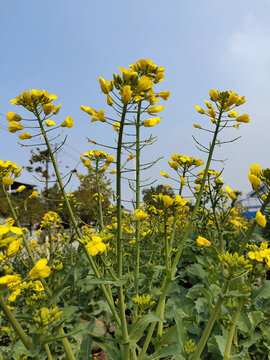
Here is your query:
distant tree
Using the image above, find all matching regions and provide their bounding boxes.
[142,184,175,208]
[75,169,112,225]
[26,148,50,211]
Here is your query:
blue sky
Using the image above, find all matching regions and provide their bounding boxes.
[1,0,270,205]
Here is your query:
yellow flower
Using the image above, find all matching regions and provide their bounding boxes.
[19,132,32,140]
[249,163,260,177]
[23,91,32,105]
[0,275,21,286]
[45,119,56,127]
[174,195,187,206]
[147,105,165,115]
[136,75,153,94]
[160,171,169,178]
[209,89,219,102]
[2,178,14,186]
[168,161,178,170]
[86,236,107,256]
[228,110,238,118]
[157,91,170,100]
[236,114,250,123]
[112,122,120,131]
[196,236,211,247]
[8,289,21,302]
[194,105,205,114]
[204,100,212,109]
[80,105,95,115]
[127,153,136,161]
[142,117,161,127]
[53,104,61,114]
[121,85,133,104]
[43,103,55,115]
[7,239,22,257]
[7,121,24,133]
[6,112,22,122]
[61,116,74,128]
[255,211,267,227]
[162,195,173,208]
[110,169,117,174]
[193,123,201,129]
[29,259,51,279]
[99,77,113,94]
[226,93,239,107]
[17,185,26,192]
[29,190,38,199]
[30,89,43,98]
[134,209,148,221]
[248,173,261,190]
[225,185,237,200]
[34,281,45,292]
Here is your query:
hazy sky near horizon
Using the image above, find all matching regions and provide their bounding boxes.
[1,0,270,206]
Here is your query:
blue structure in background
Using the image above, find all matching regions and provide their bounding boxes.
[238,184,267,219]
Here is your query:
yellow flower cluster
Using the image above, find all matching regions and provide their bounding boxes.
[194,90,249,129]
[40,211,62,230]
[168,154,204,172]
[0,159,22,186]
[33,306,62,330]
[7,89,74,139]
[218,252,252,273]
[85,236,107,256]
[81,59,169,129]
[248,242,270,267]
[132,294,156,309]
[81,150,114,173]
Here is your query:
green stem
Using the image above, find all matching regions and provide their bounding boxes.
[134,101,142,318]
[223,298,244,360]
[116,103,130,359]
[34,110,120,326]
[191,280,230,360]
[138,105,225,360]
[96,163,104,232]
[0,293,36,354]
[44,344,53,360]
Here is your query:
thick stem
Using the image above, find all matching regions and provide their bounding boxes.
[0,294,36,353]
[191,280,230,360]
[138,105,224,360]
[223,298,244,360]
[116,103,130,359]
[134,101,142,315]
[34,111,120,325]
[96,164,104,232]
[44,344,53,360]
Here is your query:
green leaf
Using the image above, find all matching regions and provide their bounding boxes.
[247,311,266,331]
[214,335,227,356]
[78,319,95,360]
[251,280,270,301]
[173,306,188,354]
[129,313,165,343]
[13,340,40,358]
[147,344,184,360]
[47,285,70,305]
[89,335,121,360]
